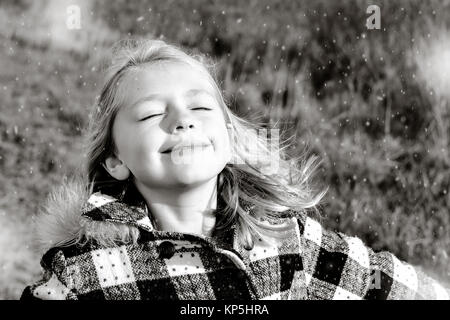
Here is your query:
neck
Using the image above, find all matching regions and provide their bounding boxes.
[134,177,218,237]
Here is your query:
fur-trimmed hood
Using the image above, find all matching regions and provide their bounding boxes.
[33,177,152,255]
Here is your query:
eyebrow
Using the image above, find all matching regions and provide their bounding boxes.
[129,89,214,110]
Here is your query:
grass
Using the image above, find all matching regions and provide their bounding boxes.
[0,0,449,299]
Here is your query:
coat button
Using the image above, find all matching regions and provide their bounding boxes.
[157,241,176,259]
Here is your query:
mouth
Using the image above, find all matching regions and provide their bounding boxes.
[161,143,212,154]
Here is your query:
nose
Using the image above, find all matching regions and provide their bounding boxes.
[174,120,195,132]
[169,109,199,134]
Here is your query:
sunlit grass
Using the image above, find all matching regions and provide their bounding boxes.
[0,211,40,300]
[414,30,450,166]
[416,30,450,99]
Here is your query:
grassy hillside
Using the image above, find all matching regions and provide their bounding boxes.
[0,0,449,299]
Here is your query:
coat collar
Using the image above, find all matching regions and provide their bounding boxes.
[79,181,302,265]
[80,189,155,231]
[80,181,238,249]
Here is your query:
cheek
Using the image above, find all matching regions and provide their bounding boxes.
[134,132,165,166]
[206,120,231,157]
[115,127,163,166]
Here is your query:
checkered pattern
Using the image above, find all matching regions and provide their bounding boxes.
[297,215,450,300]
[21,190,450,300]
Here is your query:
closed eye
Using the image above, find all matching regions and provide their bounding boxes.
[191,107,212,111]
[139,114,164,121]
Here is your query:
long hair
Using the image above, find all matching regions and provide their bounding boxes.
[83,38,327,249]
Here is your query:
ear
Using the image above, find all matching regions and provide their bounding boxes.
[103,155,130,181]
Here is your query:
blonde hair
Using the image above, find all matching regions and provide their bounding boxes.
[83,38,327,249]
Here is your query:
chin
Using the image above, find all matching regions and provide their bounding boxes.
[170,166,218,186]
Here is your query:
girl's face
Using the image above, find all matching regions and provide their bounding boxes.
[110,61,231,189]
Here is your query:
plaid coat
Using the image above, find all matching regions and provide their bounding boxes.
[21,182,450,300]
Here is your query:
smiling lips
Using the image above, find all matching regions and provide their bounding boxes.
[161,143,212,154]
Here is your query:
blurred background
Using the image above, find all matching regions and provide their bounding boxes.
[1,0,450,299]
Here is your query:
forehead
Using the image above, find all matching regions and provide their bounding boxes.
[121,61,216,104]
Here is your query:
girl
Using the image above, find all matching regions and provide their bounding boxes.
[22,39,449,300]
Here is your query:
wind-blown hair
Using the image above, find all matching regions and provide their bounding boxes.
[83,38,327,249]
